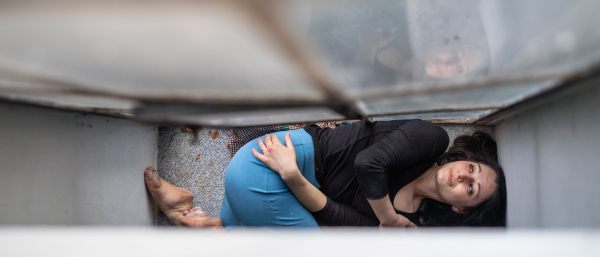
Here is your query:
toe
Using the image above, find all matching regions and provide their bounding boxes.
[144,166,157,177]
[144,166,155,175]
[144,167,161,191]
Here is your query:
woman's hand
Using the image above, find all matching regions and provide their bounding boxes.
[354,28,396,64]
[357,28,395,50]
[252,133,300,181]
[367,196,417,229]
[380,214,417,229]
[252,133,327,212]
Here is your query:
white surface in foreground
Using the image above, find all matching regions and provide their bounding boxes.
[1,227,599,257]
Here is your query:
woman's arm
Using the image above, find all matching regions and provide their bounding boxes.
[354,120,449,227]
[367,196,416,228]
[252,133,379,226]
[354,28,395,64]
[313,196,379,226]
[253,133,403,227]
[251,133,326,212]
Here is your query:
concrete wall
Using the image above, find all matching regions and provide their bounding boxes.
[496,77,600,228]
[0,102,157,225]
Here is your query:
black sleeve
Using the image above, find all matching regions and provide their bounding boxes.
[311,196,380,226]
[354,120,449,200]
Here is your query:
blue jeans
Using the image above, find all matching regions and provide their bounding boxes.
[219,130,320,228]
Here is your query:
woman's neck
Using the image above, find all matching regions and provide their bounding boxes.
[412,163,443,203]
[393,162,442,213]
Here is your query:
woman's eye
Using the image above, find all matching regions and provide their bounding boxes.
[469,164,473,173]
[468,184,473,194]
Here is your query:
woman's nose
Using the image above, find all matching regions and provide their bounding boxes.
[457,173,472,183]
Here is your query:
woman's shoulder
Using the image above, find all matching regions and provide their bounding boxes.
[373,119,446,134]
[373,120,449,151]
[305,120,448,145]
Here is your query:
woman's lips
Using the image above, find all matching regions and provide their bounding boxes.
[448,170,453,186]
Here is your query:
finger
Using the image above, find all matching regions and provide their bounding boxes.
[206,217,223,227]
[184,209,207,217]
[271,134,281,146]
[257,138,266,152]
[285,133,295,150]
[192,208,207,217]
[264,134,272,147]
[211,225,226,231]
[252,148,265,161]
[190,207,203,212]
[408,222,417,228]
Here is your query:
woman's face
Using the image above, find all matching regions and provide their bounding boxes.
[424,49,468,79]
[436,161,497,210]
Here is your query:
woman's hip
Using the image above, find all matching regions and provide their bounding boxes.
[222,129,319,227]
[225,129,319,191]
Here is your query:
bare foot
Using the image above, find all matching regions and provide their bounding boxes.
[181,207,224,229]
[144,166,193,226]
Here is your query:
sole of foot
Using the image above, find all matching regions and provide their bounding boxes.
[144,166,193,226]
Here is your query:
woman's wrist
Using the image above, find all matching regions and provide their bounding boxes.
[366,196,398,224]
[280,169,327,212]
[280,168,303,185]
[379,214,400,226]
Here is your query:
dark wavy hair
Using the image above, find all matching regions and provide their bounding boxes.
[416,131,507,227]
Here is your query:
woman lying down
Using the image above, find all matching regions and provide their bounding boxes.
[144,120,507,229]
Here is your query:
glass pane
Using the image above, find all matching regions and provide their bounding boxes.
[361,80,555,116]
[137,107,345,127]
[373,109,495,122]
[2,0,599,126]
[0,1,322,102]
[299,0,600,94]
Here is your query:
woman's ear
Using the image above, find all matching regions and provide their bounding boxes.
[452,206,467,214]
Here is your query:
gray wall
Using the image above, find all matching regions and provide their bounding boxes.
[0,102,157,225]
[496,77,600,228]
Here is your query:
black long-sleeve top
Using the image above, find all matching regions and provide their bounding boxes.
[303,120,449,226]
